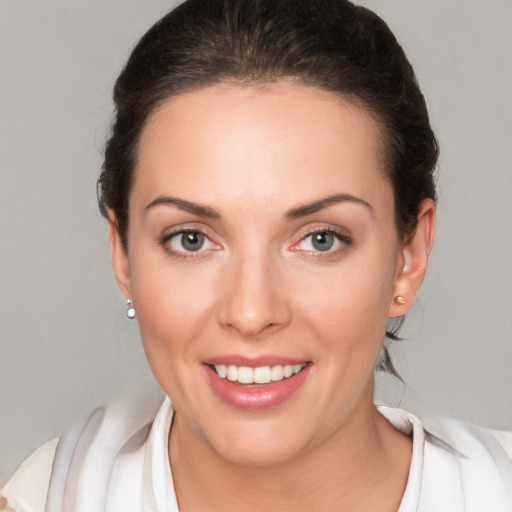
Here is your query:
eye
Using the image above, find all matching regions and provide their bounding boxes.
[162,229,216,254]
[309,231,336,251]
[295,229,351,253]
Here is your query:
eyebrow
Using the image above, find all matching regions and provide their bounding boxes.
[285,194,373,219]
[144,196,221,218]
[144,193,372,220]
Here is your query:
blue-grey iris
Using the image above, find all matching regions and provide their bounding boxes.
[182,232,205,251]
[312,232,335,251]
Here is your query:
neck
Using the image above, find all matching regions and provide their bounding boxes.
[168,399,412,512]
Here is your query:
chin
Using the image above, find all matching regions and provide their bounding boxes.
[216,437,308,468]
[201,417,317,468]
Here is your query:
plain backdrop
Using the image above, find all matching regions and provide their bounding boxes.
[1,0,511,484]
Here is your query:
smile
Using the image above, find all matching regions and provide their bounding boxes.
[204,359,312,411]
[210,363,308,384]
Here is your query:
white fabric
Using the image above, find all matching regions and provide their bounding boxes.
[2,398,511,511]
[0,439,58,512]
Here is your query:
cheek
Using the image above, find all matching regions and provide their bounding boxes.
[129,257,216,365]
[295,261,395,340]
[132,271,218,409]
[290,253,397,395]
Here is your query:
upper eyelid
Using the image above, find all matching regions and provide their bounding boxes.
[300,230,351,245]
[303,227,350,237]
[161,224,214,240]
[294,224,352,242]
[162,226,207,240]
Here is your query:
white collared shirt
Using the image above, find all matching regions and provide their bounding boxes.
[2,398,512,511]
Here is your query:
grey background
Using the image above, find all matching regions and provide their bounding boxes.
[1,0,511,484]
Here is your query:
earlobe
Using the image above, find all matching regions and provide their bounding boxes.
[107,209,132,300]
[389,199,436,318]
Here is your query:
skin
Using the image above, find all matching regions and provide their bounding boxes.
[110,81,435,511]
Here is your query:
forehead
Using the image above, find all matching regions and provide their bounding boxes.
[133,81,391,213]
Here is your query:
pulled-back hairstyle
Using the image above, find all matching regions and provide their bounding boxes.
[97,0,438,377]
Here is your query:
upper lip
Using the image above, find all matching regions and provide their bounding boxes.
[203,355,310,367]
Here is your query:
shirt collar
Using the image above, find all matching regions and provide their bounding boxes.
[142,400,427,512]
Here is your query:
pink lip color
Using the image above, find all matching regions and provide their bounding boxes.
[204,363,312,411]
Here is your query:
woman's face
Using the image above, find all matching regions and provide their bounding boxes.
[111,82,427,466]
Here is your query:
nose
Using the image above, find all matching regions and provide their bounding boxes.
[217,250,291,338]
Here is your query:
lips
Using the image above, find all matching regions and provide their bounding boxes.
[203,356,312,411]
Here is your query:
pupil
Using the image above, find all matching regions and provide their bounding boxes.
[312,232,334,251]
[182,232,204,251]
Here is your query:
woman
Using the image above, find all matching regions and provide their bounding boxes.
[2,0,511,510]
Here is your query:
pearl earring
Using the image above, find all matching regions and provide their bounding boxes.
[126,299,136,319]
[394,295,406,305]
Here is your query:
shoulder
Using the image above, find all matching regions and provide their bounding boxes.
[1,438,58,512]
[420,416,512,510]
[424,415,512,464]
[490,428,512,461]
[1,392,165,512]
[378,406,512,510]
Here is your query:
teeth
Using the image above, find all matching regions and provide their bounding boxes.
[271,365,284,381]
[216,364,227,378]
[238,366,253,384]
[254,366,271,384]
[213,363,307,384]
[227,365,238,382]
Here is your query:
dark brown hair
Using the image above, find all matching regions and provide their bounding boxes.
[97,0,438,376]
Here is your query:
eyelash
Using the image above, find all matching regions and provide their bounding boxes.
[292,228,352,256]
[159,227,352,259]
[160,228,218,259]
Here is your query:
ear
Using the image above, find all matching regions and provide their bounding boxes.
[389,199,436,318]
[108,209,132,300]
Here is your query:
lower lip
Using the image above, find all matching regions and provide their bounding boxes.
[204,364,312,411]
